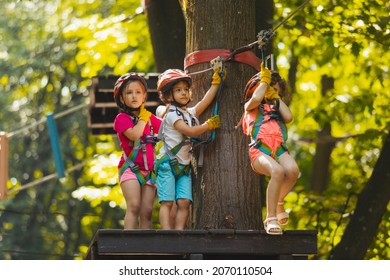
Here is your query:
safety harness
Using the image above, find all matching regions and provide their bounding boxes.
[119,116,158,185]
[153,106,200,180]
[248,101,289,159]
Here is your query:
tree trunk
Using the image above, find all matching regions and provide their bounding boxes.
[184,0,272,230]
[310,75,335,193]
[330,133,390,259]
[144,0,186,71]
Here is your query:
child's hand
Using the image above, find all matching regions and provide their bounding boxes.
[211,67,227,85]
[265,86,280,100]
[260,63,271,85]
[138,104,152,123]
[205,115,221,130]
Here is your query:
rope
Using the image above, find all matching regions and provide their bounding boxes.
[185,0,311,76]
[7,160,90,196]
[237,0,312,52]
[209,71,225,142]
[7,103,89,139]
[187,67,214,76]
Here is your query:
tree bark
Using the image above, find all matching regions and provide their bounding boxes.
[184,0,273,230]
[310,75,335,193]
[144,0,186,71]
[330,133,390,259]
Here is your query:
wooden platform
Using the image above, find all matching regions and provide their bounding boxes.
[85,229,317,260]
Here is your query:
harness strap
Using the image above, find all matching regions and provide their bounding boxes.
[152,140,191,182]
[250,139,289,159]
[163,140,191,178]
[119,119,156,186]
[249,104,289,159]
[120,152,149,186]
[251,105,287,142]
[191,65,225,166]
[184,49,260,71]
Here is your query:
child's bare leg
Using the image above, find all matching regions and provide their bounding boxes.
[175,198,190,230]
[120,180,141,229]
[277,154,300,213]
[252,154,284,219]
[278,153,300,201]
[159,201,174,229]
[139,184,156,229]
[273,153,300,224]
[169,202,177,229]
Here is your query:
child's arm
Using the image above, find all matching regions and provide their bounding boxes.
[278,99,293,124]
[122,105,152,141]
[245,63,271,112]
[193,68,226,117]
[173,115,220,138]
[245,82,268,111]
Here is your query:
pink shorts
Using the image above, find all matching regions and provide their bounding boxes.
[249,145,288,174]
[119,168,155,187]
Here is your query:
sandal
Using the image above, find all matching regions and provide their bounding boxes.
[263,217,283,235]
[277,201,289,226]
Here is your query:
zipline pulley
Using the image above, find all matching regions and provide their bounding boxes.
[257,29,275,49]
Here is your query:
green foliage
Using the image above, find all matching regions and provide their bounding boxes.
[273,0,390,259]
[0,0,154,260]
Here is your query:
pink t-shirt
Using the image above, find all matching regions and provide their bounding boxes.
[113,112,162,171]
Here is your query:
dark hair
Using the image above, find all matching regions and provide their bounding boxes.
[271,72,289,98]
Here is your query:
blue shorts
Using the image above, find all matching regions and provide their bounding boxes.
[156,161,193,203]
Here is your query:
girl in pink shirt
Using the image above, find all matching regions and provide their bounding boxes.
[113,73,162,229]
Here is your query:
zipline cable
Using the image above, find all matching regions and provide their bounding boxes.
[230,0,311,58]
[186,0,311,76]
[7,160,90,196]
[7,103,89,139]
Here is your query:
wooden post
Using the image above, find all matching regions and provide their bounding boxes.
[46,113,65,178]
[0,131,8,200]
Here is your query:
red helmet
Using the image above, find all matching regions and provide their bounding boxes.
[157,69,192,93]
[243,71,282,101]
[113,72,147,98]
[243,72,261,101]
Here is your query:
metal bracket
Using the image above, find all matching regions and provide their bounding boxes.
[210,56,224,71]
[264,54,275,70]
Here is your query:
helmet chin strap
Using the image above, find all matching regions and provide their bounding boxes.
[121,104,141,115]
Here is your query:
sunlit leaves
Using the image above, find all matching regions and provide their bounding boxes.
[273,0,389,259]
[62,1,154,77]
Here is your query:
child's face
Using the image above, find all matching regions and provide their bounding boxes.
[120,81,146,109]
[171,81,191,105]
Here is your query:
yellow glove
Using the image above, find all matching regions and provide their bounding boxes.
[260,63,271,85]
[265,86,280,100]
[211,67,227,85]
[138,103,152,123]
[205,115,221,130]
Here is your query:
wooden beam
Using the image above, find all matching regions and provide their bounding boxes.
[85,229,317,260]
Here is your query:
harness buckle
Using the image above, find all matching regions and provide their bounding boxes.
[130,164,140,173]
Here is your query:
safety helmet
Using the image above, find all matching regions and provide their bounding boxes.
[157,69,192,93]
[113,72,148,99]
[243,71,283,101]
[243,72,261,101]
